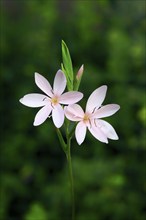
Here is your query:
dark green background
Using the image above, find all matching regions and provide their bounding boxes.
[1,0,145,220]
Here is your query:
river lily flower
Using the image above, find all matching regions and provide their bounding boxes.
[65,85,120,145]
[19,70,83,128]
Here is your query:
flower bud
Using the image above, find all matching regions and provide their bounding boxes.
[76,64,84,80]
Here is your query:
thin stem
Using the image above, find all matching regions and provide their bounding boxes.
[68,123,77,139]
[56,128,67,153]
[66,138,75,220]
[56,126,75,219]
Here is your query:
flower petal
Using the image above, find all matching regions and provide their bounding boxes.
[35,72,53,97]
[97,119,119,140]
[75,121,87,145]
[19,93,49,107]
[53,70,66,95]
[33,104,52,126]
[88,123,108,143]
[94,104,120,118]
[86,85,107,113]
[65,104,84,121]
[60,91,83,104]
[52,104,64,128]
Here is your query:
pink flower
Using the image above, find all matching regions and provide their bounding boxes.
[65,85,120,145]
[19,70,83,128]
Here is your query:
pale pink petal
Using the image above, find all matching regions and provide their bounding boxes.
[35,72,53,97]
[33,105,52,126]
[75,121,87,145]
[88,123,108,143]
[97,119,119,140]
[19,93,49,107]
[52,104,64,128]
[53,70,66,95]
[86,85,107,113]
[65,104,84,120]
[59,91,83,104]
[94,104,120,118]
[64,105,83,122]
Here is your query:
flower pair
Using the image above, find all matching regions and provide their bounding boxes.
[20,70,120,145]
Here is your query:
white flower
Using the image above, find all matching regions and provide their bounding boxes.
[65,85,120,145]
[19,70,83,128]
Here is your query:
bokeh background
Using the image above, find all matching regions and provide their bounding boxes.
[1,0,146,220]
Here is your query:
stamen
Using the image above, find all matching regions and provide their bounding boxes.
[94,119,97,127]
[89,119,92,128]
[92,107,97,113]
[51,103,54,108]
[43,97,47,101]
[98,105,103,109]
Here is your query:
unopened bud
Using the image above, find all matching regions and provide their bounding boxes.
[76,64,84,80]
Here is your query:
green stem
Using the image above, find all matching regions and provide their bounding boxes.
[68,123,77,139]
[66,138,75,220]
[56,126,75,219]
[56,128,67,153]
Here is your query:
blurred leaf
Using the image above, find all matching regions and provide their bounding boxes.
[138,106,146,126]
[25,203,48,220]
[61,40,73,90]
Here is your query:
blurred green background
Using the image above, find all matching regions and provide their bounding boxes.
[1,0,146,220]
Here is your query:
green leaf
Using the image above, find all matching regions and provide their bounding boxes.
[61,63,73,91]
[61,40,74,90]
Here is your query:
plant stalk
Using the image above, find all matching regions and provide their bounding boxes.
[56,127,75,220]
[66,138,75,220]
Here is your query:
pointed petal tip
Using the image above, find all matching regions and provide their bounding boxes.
[52,105,64,128]
[34,72,43,81]
[75,122,86,145]
[100,85,108,94]
[117,104,120,110]
[57,69,65,75]
[77,140,82,145]
[33,118,39,126]
[77,91,84,100]
[112,104,121,113]
[34,72,40,78]
[34,72,53,97]
[33,120,41,126]
[114,133,119,140]
[19,97,25,104]
[102,85,108,90]
[80,92,84,97]
[55,123,62,128]
[86,85,108,112]
[58,68,63,72]
[19,98,23,103]
[76,135,84,145]
[33,121,38,126]
[53,70,66,95]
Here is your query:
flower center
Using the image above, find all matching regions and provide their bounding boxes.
[83,113,90,123]
[51,96,59,106]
